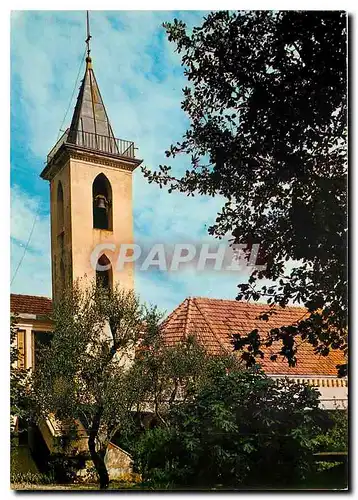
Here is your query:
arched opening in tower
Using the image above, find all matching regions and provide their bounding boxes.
[92,173,112,230]
[96,254,112,291]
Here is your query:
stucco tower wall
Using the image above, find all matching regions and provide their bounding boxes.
[69,158,134,291]
[50,161,72,301]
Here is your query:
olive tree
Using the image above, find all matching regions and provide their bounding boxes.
[32,281,161,489]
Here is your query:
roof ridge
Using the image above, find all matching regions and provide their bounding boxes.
[10,293,52,300]
[161,297,189,328]
[192,296,307,311]
[192,297,228,353]
[183,298,191,337]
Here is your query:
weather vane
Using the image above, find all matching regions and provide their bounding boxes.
[85,10,92,58]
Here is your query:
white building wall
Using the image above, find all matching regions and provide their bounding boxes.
[269,374,348,410]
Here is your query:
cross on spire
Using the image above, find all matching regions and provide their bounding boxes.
[85,10,92,59]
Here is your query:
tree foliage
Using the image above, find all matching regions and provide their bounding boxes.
[128,331,216,427]
[133,361,331,488]
[142,11,347,374]
[119,325,241,453]
[10,314,31,432]
[24,281,346,489]
[31,281,160,489]
[31,282,226,488]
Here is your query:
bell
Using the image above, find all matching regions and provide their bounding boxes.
[95,195,107,210]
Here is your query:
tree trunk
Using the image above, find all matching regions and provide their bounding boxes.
[88,408,109,489]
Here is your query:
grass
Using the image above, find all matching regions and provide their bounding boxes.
[12,482,148,491]
[11,460,348,491]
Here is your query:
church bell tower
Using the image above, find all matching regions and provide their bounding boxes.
[41,17,142,302]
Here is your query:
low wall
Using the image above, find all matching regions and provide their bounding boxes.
[75,442,139,483]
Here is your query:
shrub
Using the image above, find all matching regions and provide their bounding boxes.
[313,409,348,453]
[47,454,86,484]
[133,363,330,488]
[10,470,54,485]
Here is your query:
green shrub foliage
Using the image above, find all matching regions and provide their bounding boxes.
[134,362,330,488]
[313,409,348,453]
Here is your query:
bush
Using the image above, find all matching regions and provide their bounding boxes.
[313,409,348,453]
[133,426,178,487]
[47,455,85,484]
[133,363,330,488]
[10,470,54,485]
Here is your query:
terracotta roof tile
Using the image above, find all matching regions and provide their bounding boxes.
[10,294,52,317]
[161,297,345,377]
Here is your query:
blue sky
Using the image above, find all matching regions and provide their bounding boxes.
[10,10,253,314]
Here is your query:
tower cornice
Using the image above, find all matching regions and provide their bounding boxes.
[40,143,142,181]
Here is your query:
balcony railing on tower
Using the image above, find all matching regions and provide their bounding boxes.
[47,129,136,164]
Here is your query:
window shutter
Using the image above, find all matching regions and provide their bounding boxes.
[17,330,26,369]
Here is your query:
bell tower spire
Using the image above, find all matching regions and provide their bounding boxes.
[66,12,119,154]
[41,13,142,302]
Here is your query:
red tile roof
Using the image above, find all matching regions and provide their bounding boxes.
[161,297,345,377]
[10,294,52,317]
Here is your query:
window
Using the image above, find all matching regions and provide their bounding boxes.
[96,254,112,291]
[92,173,112,230]
[57,181,64,234]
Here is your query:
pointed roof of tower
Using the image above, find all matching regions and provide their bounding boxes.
[67,56,118,153]
[68,11,117,149]
[42,13,142,180]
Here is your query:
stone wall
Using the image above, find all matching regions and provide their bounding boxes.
[75,442,140,483]
[105,442,137,481]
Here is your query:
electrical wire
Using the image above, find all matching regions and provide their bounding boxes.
[56,48,87,141]
[11,208,39,286]
[11,50,86,284]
